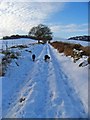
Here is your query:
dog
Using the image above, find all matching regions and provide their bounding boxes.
[32,54,35,61]
[44,55,50,62]
[20,97,25,103]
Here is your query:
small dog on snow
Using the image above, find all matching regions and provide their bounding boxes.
[44,55,50,62]
[32,54,36,61]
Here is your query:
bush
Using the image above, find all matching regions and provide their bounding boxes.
[73,44,82,50]
[2,50,11,56]
[1,50,20,76]
[10,53,18,59]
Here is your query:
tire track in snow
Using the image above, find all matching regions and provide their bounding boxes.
[46,44,87,118]
[5,44,49,118]
[3,44,45,117]
[4,43,87,118]
[3,44,45,118]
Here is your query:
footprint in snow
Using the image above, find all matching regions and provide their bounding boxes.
[53,98,63,105]
[23,88,32,96]
[48,73,53,76]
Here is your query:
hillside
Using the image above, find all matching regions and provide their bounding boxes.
[68,35,90,42]
[52,37,89,47]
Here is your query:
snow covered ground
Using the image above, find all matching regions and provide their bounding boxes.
[0,54,5,64]
[1,42,88,118]
[0,37,89,52]
[0,38,37,50]
[52,38,89,47]
[0,77,2,120]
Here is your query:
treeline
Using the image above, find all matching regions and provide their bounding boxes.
[2,34,37,40]
[68,35,90,42]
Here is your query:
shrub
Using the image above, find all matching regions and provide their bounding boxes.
[10,53,18,59]
[2,51,11,56]
[73,44,82,50]
[1,50,20,76]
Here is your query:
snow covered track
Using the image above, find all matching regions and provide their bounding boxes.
[2,43,88,118]
[47,45,87,118]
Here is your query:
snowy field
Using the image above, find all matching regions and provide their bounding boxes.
[0,38,37,50]
[0,37,89,51]
[52,38,89,47]
[1,39,88,118]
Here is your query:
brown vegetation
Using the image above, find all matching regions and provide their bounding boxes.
[80,46,90,56]
[50,41,90,64]
[1,50,20,76]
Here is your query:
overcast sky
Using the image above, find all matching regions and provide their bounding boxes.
[0,1,88,38]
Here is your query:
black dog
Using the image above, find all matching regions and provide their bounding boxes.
[44,55,50,62]
[32,54,35,61]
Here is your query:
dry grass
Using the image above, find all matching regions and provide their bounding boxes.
[50,41,90,64]
[10,53,18,59]
[1,50,20,76]
[80,46,90,56]
[64,46,73,56]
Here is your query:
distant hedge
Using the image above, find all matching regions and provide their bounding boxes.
[68,35,90,42]
[2,35,37,40]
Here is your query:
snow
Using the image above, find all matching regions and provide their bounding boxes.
[0,77,2,120]
[49,45,88,115]
[0,54,5,64]
[52,38,89,46]
[0,38,37,50]
[1,42,88,118]
[0,37,89,52]
[0,54,4,58]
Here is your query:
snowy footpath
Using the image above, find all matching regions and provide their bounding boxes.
[2,43,88,118]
